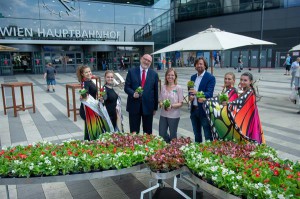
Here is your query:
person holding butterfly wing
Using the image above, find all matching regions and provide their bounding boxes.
[204,72,239,141]
[205,72,265,144]
[227,72,266,144]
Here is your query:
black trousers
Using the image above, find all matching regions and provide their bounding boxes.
[129,103,153,134]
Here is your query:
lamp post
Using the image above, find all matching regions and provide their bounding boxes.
[258,0,265,73]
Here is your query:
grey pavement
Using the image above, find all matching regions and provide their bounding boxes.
[0,66,299,199]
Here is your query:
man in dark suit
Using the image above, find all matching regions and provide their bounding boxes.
[124,54,159,134]
[189,57,216,142]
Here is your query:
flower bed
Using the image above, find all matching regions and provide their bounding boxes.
[146,137,191,172]
[0,133,166,178]
[181,141,300,199]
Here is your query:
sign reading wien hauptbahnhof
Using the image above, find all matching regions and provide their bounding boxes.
[0,26,121,40]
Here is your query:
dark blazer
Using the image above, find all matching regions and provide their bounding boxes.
[124,66,159,115]
[191,72,216,116]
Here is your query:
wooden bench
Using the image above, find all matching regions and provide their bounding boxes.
[1,82,35,117]
[66,76,101,121]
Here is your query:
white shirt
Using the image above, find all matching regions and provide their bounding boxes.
[140,66,148,80]
[193,71,205,106]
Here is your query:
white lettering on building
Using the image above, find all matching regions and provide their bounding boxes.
[0,26,120,40]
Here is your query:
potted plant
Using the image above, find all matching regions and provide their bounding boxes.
[162,99,171,110]
[218,92,229,104]
[79,89,88,98]
[99,87,107,100]
[196,91,205,99]
[135,86,143,96]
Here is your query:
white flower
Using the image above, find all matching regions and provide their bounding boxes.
[211,166,218,172]
[236,175,242,180]
[11,170,16,174]
[198,172,204,176]
[29,165,34,170]
[212,176,217,181]
[233,184,239,190]
[277,195,285,199]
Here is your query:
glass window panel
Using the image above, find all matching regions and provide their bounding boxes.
[0,0,39,18]
[80,2,114,23]
[144,8,166,23]
[80,22,116,40]
[39,0,80,21]
[115,24,143,42]
[115,5,144,25]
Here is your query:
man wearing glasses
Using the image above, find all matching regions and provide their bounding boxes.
[124,54,159,134]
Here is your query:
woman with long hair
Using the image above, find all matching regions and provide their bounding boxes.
[76,65,113,140]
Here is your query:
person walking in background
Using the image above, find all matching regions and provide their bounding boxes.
[189,57,216,143]
[290,57,300,88]
[124,54,159,134]
[99,70,123,132]
[76,65,113,140]
[283,53,292,76]
[158,68,183,143]
[293,63,300,114]
[44,63,57,92]
[235,53,243,72]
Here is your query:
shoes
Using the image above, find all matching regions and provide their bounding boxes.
[47,89,50,92]
[284,74,287,75]
[53,89,55,92]
[297,111,300,114]
[234,67,237,70]
[238,70,241,72]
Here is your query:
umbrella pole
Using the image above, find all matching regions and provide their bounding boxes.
[210,51,214,75]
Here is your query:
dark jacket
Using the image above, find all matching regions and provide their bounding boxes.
[124,66,158,115]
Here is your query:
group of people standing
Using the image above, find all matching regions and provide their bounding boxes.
[76,53,265,144]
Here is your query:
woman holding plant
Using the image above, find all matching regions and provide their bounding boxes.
[227,72,265,144]
[99,70,123,132]
[158,68,183,143]
[76,66,113,140]
[221,72,238,105]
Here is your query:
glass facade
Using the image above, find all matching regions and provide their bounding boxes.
[172,0,300,22]
[0,0,169,75]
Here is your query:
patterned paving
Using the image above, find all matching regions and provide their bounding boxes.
[0,67,299,198]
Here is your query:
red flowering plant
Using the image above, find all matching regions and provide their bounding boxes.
[146,137,192,173]
[181,140,300,198]
[0,133,166,178]
[99,86,107,100]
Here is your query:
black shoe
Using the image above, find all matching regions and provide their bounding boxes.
[238,70,241,72]
[297,111,300,114]
[53,89,55,92]
[234,67,237,70]
[47,89,50,92]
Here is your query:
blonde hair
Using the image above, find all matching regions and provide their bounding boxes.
[76,65,90,83]
[224,72,236,81]
[164,68,178,85]
[104,70,114,84]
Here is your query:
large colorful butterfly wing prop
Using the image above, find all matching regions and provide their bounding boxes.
[205,97,245,142]
[227,90,265,144]
[84,106,111,140]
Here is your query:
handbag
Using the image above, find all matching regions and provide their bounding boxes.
[289,88,298,103]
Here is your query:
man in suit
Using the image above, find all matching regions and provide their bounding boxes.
[124,54,159,134]
[189,57,216,142]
